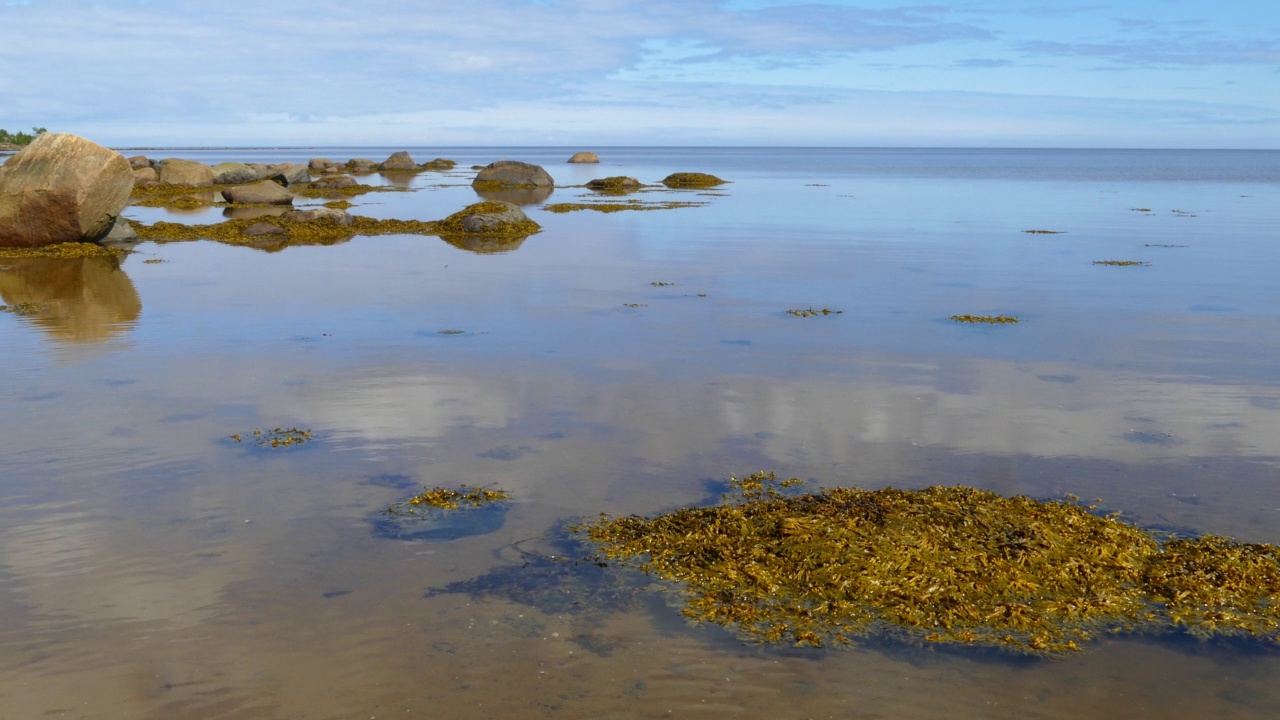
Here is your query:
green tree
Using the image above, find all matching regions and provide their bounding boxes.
[0,127,48,146]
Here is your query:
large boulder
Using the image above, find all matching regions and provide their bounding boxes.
[472,160,554,189]
[132,166,158,186]
[346,158,378,174]
[211,162,259,185]
[158,158,214,186]
[567,151,599,163]
[284,207,353,225]
[221,180,294,205]
[0,133,133,248]
[379,151,417,171]
[310,174,357,190]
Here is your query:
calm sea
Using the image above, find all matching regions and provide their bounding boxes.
[2,147,1279,719]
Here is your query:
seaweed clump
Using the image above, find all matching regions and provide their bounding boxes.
[661,173,727,188]
[1023,229,1065,235]
[388,485,511,513]
[1093,260,1150,267]
[0,242,125,259]
[950,314,1020,324]
[542,200,705,213]
[573,471,1280,655]
[1,302,46,315]
[230,427,313,448]
[787,307,843,317]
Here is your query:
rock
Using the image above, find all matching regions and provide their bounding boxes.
[567,151,600,163]
[380,151,417,172]
[443,201,538,235]
[244,222,287,237]
[310,175,357,190]
[158,158,214,186]
[472,160,554,189]
[421,158,457,171]
[0,132,133,248]
[284,208,353,225]
[268,163,311,187]
[247,163,273,179]
[221,180,294,205]
[308,158,334,171]
[586,176,641,191]
[211,162,259,185]
[133,167,157,186]
[346,158,377,174]
[98,215,139,248]
[473,186,553,206]
[661,172,727,188]
[127,155,151,169]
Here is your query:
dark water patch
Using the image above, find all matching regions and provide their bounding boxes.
[1124,430,1183,446]
[1037,374,1078,384]
[370,501,508,542]
[478,445,536,461]
[360,473,420,490]
[720,339,752,346]
[322,590,353,599]
[1189,305,1242,313]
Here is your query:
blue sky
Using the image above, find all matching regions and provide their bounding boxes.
[1,0,1277,147]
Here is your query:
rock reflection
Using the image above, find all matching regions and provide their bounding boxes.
[222,205,290,220]
[474,185,554,206]
[440,234,529,254]
[0,255,141,342]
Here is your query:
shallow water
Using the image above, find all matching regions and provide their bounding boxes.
[2,147,1280,719]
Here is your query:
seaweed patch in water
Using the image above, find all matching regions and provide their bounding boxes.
[787,307,843,318]
[374,486,511,542]
[1022,229,1065,235]
[0,302,47,315]
[541,200,705,213]
[661,173,728,188]
[950,314,1020,324]
[1093,260,1150,267]
[572,471,1280,656]
[0,242,126,259]
[230,427,313,448]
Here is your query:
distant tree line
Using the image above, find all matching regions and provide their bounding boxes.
[0,127,48,146]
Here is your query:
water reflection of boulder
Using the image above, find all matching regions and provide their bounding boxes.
[474,185,554,206]
[440,233,529,255]
[0,255,140,342]
[222,205,290,220]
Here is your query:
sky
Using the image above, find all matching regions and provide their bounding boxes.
[1,0,1277,148]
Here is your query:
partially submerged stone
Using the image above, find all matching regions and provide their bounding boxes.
[211,162,259,185]
[346,158,378,174]
[379,151,417,172]
[567,151,600,163]
[661,172,727,188]
[440,200,539,236]
[472,160,554,189]
[0,133,133,248]
[586,176,642,193]
[221,180,295,205]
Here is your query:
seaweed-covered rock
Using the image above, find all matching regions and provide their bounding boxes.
[472,160,554,189]
[222,180,294,205]
[661,172,727,188]
[448,201,536,234]
[0,133,133,248]
[379,151,417,171]
[212,162,259,185]
[586,176,641,192]
[309,174,358,190]
[158,158,214,186]
[567,151,599,163]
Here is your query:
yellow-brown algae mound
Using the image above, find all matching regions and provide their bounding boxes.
[661,172,727,188]
[387,486,511,514]
[949,314,1020,324]
[1092,260,1150,267]
[436,201,541,241]
[229,427,313,448]
[0,242,125,259]
[574,472,1280,655]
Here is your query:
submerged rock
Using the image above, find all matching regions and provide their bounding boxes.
[586,176,641,192]
[567,151,600,163]
[0,133,133,248]
[472,160,554,189]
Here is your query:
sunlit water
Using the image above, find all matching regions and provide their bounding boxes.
[2,147,1280,719]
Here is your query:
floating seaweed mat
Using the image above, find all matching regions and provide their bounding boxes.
[572,472,1280,655]
[372,486,512,542]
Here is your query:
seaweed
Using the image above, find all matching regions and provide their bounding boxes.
[0,242,126,259]
[787,308,843,318]
[950,315,1020,324]
[1092,260,1150,267]
[572,472,1280,656]
[229,427,313,448]
[661,173,728,188]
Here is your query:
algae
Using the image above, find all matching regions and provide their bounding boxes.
[230,427,313,448]
[950,315,1020,324]
[573,471,1280,656]
[1093,260,1150,267]
[0,243,125,259]
[0,302,46,315]
[542,200,705,213]
[294,183,411,199]
[387,485,511,514]
[1023,229,1065,235]
[661,173,728,188]
[787,307,843,318]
